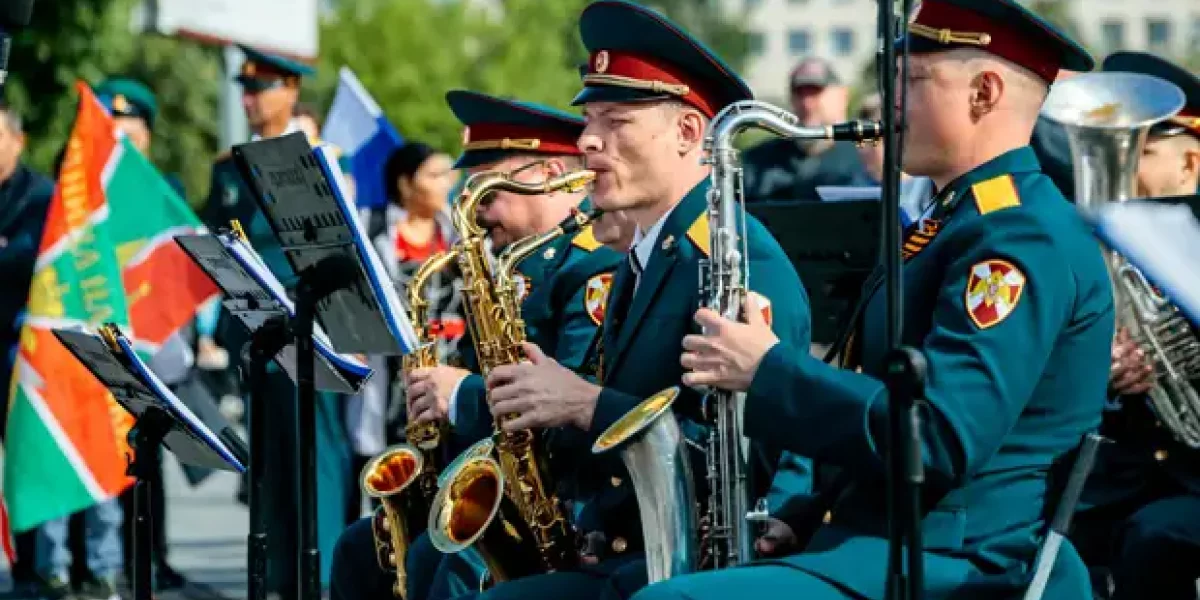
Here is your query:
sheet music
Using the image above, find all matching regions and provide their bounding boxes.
[1090,201,1200,327]
[53,328,246,473]
[174,233,372,394]
[232,133,419,355]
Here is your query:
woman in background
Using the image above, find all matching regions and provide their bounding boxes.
[347,142,461,520]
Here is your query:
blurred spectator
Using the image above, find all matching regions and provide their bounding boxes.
[742,57,869,202]
[350,142,462,517]
[295,101,357,202]
[1030,71,1081,201]
[0,100,55,595]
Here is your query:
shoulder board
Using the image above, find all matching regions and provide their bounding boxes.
[686,214,710,257]
[971,174,1021,215]
[571,224,601,252]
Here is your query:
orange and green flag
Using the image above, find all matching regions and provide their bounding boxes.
[3,81,217,533]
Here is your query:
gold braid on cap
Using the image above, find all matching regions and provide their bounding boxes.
[908,23,992,46]
[582,73,690,97]
[462,138,541,151]
[1168,115,1200,131]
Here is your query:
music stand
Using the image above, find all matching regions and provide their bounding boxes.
[748,200,881,346]
[230,132,419,600]
[54,325,248,600]
[174,230,372,600]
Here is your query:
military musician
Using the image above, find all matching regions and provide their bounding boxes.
[634,1,1116,599]
[329,90,627,600]
[1068,51,1200,600]
[459,1,815,599]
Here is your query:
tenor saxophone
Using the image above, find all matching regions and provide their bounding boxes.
[427,168,597,582]
[361,248,459,600]
[593,101,884,582]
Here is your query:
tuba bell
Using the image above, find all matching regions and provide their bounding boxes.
[1042,71,1200,448]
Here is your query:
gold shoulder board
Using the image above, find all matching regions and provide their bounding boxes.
[572,224,601,252]
[971,174,1021,215]
[685,214,710,257]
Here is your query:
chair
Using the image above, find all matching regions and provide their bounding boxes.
[1023,432,1107,600]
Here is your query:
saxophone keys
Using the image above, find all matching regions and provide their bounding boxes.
[1154,449,1169,462]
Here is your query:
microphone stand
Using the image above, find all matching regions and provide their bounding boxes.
[878,1,926,599]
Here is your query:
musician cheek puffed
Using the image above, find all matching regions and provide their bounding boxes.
[646,1,1117,600]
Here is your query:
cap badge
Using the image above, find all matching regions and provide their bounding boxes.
[462,126,471,146]
[112,94,129,113]
[242,61,257,77]
[595,50,610,74]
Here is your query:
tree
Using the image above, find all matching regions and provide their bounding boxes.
[638,0,751,72]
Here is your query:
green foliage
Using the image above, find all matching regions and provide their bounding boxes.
[311,0,748,157]
[7,0,222,206]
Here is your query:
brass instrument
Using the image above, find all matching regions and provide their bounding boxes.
[593,100,885,582]
[1043,72,1200,448]
[427,168,597,581]
[362,248,459,599]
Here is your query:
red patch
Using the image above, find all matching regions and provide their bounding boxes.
[965,259,1026,329]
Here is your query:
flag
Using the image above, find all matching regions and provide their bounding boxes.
[3,82,216,535]
[321,67,404,209]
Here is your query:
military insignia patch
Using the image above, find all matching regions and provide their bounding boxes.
[748,291,772,326]
[112,94,129,114]
[965,259,1026,329]
[585,273,614,325]
[516,273,532,303]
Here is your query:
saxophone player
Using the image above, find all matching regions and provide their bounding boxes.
[641,1,1115,599]
[476,1,815,598]
[329,91,626,600]
[1068,52,1200,600]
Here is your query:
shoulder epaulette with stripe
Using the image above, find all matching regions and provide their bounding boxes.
[572,224,601,252]
[685,214,710,257]
[971,174,1022,215]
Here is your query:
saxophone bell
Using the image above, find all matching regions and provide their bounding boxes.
[361,444,428,600]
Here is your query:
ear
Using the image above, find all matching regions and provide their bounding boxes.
[970,69,1004,118]
[677,108,706,155]
[1180,141,1200,184]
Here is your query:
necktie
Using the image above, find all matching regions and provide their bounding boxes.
[629,251,644,294]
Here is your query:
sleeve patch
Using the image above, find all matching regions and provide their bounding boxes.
[584,273,615,326]
[749,291,772,326]
[571,225,601,252]
[685,214,710,257]
[965,259,1026,329]
[971,175,1021,215]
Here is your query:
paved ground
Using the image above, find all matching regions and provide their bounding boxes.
[0,454,250,600]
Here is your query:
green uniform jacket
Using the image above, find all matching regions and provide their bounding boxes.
[743,147,1114,599]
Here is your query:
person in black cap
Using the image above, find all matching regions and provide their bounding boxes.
[1067,51,1200,600]
[641,0,1115,598]
[474,2,814,600]
[740,56,869,202]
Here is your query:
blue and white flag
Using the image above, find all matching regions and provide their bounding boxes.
[322,67,404,209]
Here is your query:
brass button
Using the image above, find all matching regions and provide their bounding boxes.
[610,477,622,487]
[611,537,628,553]
[823,511,833,524]
[1154,449,1169,462]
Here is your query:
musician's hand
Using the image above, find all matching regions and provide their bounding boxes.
[407,366,470,424]
[196,336,229,371]
[681,294,778,392]
[755,518,798,557]
[1110,328,1154,396]
[487,342,602,431]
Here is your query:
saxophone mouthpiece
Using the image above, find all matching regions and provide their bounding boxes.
[559,207,601,236]
[829,120,886,142]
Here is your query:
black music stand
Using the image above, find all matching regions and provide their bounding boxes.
[174,231,372,600]
[748,200,881,346]
[229,133,419,600]
[53,326,248,600]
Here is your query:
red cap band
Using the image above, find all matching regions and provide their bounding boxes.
[911,1,1061,83]
[463,123,581,155]
[585,50,718,117]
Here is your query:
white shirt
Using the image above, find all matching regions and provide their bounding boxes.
[629,204,677,292]
[250,118,304,142]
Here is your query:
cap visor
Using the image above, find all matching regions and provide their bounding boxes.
[571,85,672,107]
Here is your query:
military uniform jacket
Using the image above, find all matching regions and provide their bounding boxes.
[571,180,815,562]
[449,222,623,455]
[744,147,1115,599]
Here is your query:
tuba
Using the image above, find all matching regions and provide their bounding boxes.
[427,168,597,582]
[361,248,460,599]
[1043,72,1200,448]
[593,100,884,582]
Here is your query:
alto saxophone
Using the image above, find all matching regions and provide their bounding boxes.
[361,248,459,600]
[427,168,597,582]
[593,100,884,582]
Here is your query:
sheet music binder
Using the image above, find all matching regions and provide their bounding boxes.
[230,132,419,356]
[1088,198,1200,328]
[53,326,248,473]
[748,200,880,345]
[174,230,373,394]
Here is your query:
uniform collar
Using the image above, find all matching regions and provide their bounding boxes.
[938,146,1042,202]
[251,118,304,142]
[631,206,674,272]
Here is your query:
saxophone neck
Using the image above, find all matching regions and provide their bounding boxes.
[453,169,599,242]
